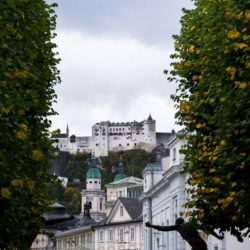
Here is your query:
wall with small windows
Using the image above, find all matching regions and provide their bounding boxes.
[94,223,143,250]
[55,227,94,250]
[92,115,156,157]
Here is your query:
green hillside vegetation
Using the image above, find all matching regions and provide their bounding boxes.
[49,149,155,211]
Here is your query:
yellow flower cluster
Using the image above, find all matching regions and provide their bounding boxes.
[196,123,206,129]
[1,187,11,199]
[189,45,196,53]
[192,75,202,81]
[226,66,237,77]
[235,81,248,89]
[11,179,24,187]
[4,70,30,79]
[228,29,241,39]
[32,150,43,161]
[245,10,250,21]
[235,43,248,50]
[218,192,236,208]
[16,123,28,140]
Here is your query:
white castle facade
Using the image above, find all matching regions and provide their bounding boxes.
[51,115,173,157]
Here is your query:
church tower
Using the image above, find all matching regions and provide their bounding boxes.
[114,157,127,182]
[81,154,106,222]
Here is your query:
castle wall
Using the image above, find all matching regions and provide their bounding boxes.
[51,115,168,157]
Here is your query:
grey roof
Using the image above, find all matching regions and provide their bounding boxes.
[51,133,68,138]
[106,176,143,187]
[46,216,80,231]
[144,163,162,172]
[41,203,76,229]
[75,214,97,227]
[119,197,142,220]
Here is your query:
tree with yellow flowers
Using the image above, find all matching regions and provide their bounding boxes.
[0,0,60,249]
[169,0,250,242]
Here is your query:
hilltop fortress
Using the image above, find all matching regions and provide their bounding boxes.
[51,114,174,157]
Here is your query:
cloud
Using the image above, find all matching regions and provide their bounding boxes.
[48,0,193,135]
[49,0,193,46]
[51,31,180,135]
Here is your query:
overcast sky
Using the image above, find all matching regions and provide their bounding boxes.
[48,0,193,136]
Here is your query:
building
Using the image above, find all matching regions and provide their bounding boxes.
[55,202,96,250]
[140,131,250,250]
[51,115,174,157]
[93,197,143,250]
[31,203,77,250]
[51,125,92,154]
[92,114,156,156]
[81,155,106,222]
[105,158,143,215]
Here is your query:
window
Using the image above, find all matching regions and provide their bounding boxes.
[99,230,104,243]
[100,201,102,210]
[109,229,114,241]
[213,245,218,250]
[119,228,124,242]
[119,190,122,197]
[173,147,176,162]
[63,239,67,248]
[119,144,121,147]
[96,143,98,146]
[130,227,135,241]
[57,240,61,249]
[127,143,129,146]
[75,236,79,246]
[81,235,85,245]
[120,205,124,216]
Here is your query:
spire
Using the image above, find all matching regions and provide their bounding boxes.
[66,124,69,137]
[147,113,153,122]
[86,154,101,179]
[114,156,126,181]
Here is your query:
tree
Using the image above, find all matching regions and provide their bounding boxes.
[0,0,60,249]
[63,187,81,215]
[169,0,250,241]
[64,152,90,184]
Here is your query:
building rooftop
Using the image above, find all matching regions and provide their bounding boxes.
[106,176,143,187]
[119,197,142,221]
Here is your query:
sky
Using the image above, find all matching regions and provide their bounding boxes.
[49,0,193,136]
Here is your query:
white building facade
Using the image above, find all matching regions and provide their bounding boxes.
[92,114,156,156]
[141,131,250,250]
[51,115,173,157]
[94,197,143,250]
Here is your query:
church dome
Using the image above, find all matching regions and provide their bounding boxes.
[114,158,126,181]
[87,167,101,179]
[86,154,101,179]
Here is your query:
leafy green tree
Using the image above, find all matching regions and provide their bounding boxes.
[0,0,60,249]
[63,187,81,215]
[47,182,65,203]
[169,0,250,241]
[101,149,155,184]
[64,153,90,184]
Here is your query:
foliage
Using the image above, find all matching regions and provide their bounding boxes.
[62,187,81,215]
[101,149,155,184]
[64,152,90,184]
[0,0,60,249]
[169,0,250,241]
[47,182,65,203]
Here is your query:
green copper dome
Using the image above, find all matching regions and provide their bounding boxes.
[86,154,101,179]
[114,157,126,181]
